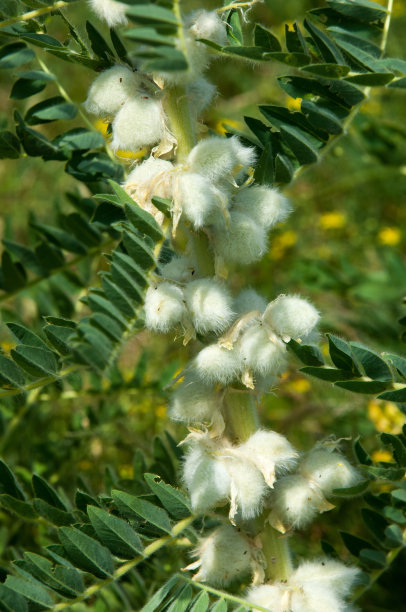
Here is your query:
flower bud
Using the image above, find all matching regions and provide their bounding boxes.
[177,172,226,228]
[187,136,256,183]
[212,212,267,265]
[111,98,164,152]
[88,0,128,27]
[185,279,234,334]
[270,474,330,530]
[263,294,319,341]
[233,289,267,316]
[194,344,241,385]
[144,282,186,333]
[233,186,292,229]
[170,372,220,425]
[238,323,286,377]
[189,524,252,586]
[235,430,298,487]
[183,443,231,514]
[300,449,361,496]
[84,65,139,116]
[160,256,197,284]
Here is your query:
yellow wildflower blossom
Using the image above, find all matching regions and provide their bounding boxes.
[270,230,297,260]
[319,211,346,230]
[378,227,402,246]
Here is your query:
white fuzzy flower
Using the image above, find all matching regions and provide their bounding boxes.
[225,456,268,520]
[300,449,361,497]
[292,559,360,600]
[176,172,226,228]
[194,344,242,385]
[159,256,197,284]
[144,282,186,333]
[169,372,220,426]
[233,289,268,316]
[88,0,128,27]
[183,440,231,514]
[125,157,173,226]
[111,97,164,152]
[184,278,234,334]
[263,295,320,341]
[212,211,267,265]
[235,430,298,487]
[233,186,292,229]
[83,65,139,116]
[187,136,256,183]
[189,10,228,46]
[270,474,332,531]
[238,323,287,377]
[246,584,284,611]
[188,524,252,586]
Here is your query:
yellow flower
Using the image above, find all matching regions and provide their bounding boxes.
[378,227,402,246]
[286,97,302,112]
[155,404,167,419]
[269,230,297,260]
[287,378,311,393]
[319,211,346,230]
[368,399,404,434]
[119,464,134,479]
[371,449,394,463]
[215,118,244,136]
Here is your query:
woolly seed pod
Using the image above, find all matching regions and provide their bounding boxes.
[263,294,320,341]
[144,282,186,333]
[271,474,327,530]
[84,65,139,116]
[183,444,231,514]
[88,0,128,27]
[177,172,225,228]
[225,457,268,520]
[111,97,164,152]
[246,585,283,611]
[238,323,287,377]
[233,289,267,316]
[125,157,173,195]
[191,524,252,586]
[300,449,361,497]
[184,278,234,334]
[189,10,228,46]
[187,136,256,183]
[194,344,242,385]
[212,212,267,265]
[233,186,292,229]
[291,559,360,599]
[170,373,220,425]
[160,256,197,284]
[236,430,298,487]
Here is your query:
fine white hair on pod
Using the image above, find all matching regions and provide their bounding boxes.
[144,282,186,333]
[88,0,128,27]
[83,65,139,116]
[270,474,327,530]
[238,323,287,377]
[212,211,267,265]
[182,444,231,514]
[169,372,220,425]
[187,136,256,183]
[186,78,218,116]
[177,173,226,229]
[233,186,292,230]
[111,97,164,152]
[159,256,197,284]
[184,278,235,334]
[300,449,361,497]
[189,10,228,46]
[263,294,320,341]
[225,456,268,520]
[194,344,242,385]
[233,289,268,316]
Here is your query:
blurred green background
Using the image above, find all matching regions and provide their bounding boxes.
[0,0,405,610]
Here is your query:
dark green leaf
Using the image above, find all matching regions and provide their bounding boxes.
[124,27,176,46]
[126,4,179,26]
[33,499,74,526]
[341,531,372,557]
[87,505,143,558]
[335,380,389,394]
[303,17,345,63]
[30,221,87,254]
[25,96,77,125]
[365,465,405,479]
[0,130,21,158]
[44,325,75,356]
[380,433,406,466]
[383,354,406,379]
[0,584,28,612]
[0,494,38,519]
[274,153,294,183]
[123,228,156,269]
[327,334,361,373]
[86,21,114,63]
[144,474,191,519]
[254,25,281,51]
[264,51,311,66]
[0,356,25,389]
[10,77,46,99]
[301,366,352,382]
[58,526,114,578]
[301,63,349,79]
[384,524,403,548]
[0,42,34,68]
[362,508,389,543]
[101,275,136,318]
[1,251,26,290]
[354,436,372,465]
[21,553,84,598]
[141,48,187,72]
[54,128,105,152]
[11,345,58,377]
[359,548,386,568]
[346,72,394,86]
[327,0,387,22]
[350,342,393,381]
[7,323,49,350]
[285,22,308,54]
[151,196,172,218]
[139,576,180,612]
[111,490,172,533]
[377,387,406,404]
[332,480,369,496]
[0,460,25,500]
[392,488,406,503]
[32,474,67,510]
[280,124,322,164]
[5,576,53,609]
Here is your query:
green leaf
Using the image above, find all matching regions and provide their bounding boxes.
[87,292,128,329]
[21,552,84,598]
[123,228,156,269]
[1,251,26,290]
[303,17,345,64]
[350,342,393,381]
[0,356,25,389]
[335,380,389,394]
[285,22,308,54]
[126,4,180,26]
[111,490,172,533]
[377,387,406,404]
[151,196,172,218]
[365,465,405,480]
[301,63,349,79]
[380,433,406,466]
[210,599,227,612]
[327,334,361,373]
[58,526,114,578]
[101,275,136,319]
[44,324,75,356]
[141,48,188,72]
[0,584,28,612]
[30,221,87,254]
[327,0,387,22]
[33,499,74,526]
[25,96,78,125]
[301,366,353,382]
[280,124,322,164]
[139,576,180,612]
[125,27,176,46]
[274,153,294,183]
[354,436,372,465]
[0,494,38,519]
[54,128,105,152]
[341,531,372,557]
[0,42,34,68]
[384,524,403,548]
[301,100,344,134]
[190,591,210,612]
[144,474,191,519]
[345,72,394,86]
[86,21,114,63]
[332,480,370,496]
[227,10,243,46]
[254,25,281,51]
[278,75,364,108]
[167,584,193,612]
[32,474,67,511]
[392,488,406,503]
[264,51,311,67]
[110,262,144,303]
[362,508,389,544]
[5,576,53,609]
[113,251,148,286]
[87,505,143,559]
[383,354,406,379]
[359,548,386,568]
[10,77,46,100]
[0,130,21,158]
[0,460,25,500]
[108,180,163,242]
[383,506,406,524]
[11,345,58,377]
[7,323,49,350]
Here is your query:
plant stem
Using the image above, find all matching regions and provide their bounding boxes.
[260,522,293,582]
[164,84,196,162]
[224,390,259,442]
[0,0,74,29]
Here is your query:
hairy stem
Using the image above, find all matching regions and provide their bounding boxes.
[260,522,293,582]
[224,390,259,442]
[164,84,196,162]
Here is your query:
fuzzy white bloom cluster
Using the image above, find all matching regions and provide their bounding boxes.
[184,524,253,586]
[246,558,360,612]
[194,294,319,389]
[269,446,361,532]
[182,430,298,520]
[88,0,128,27]
[84,65,166,152]
[145,277,235,336]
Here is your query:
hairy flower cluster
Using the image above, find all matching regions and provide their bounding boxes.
[88,0,128,27]
[269,445,361,532]
[246,559,360,612]
[182,430,298,521]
